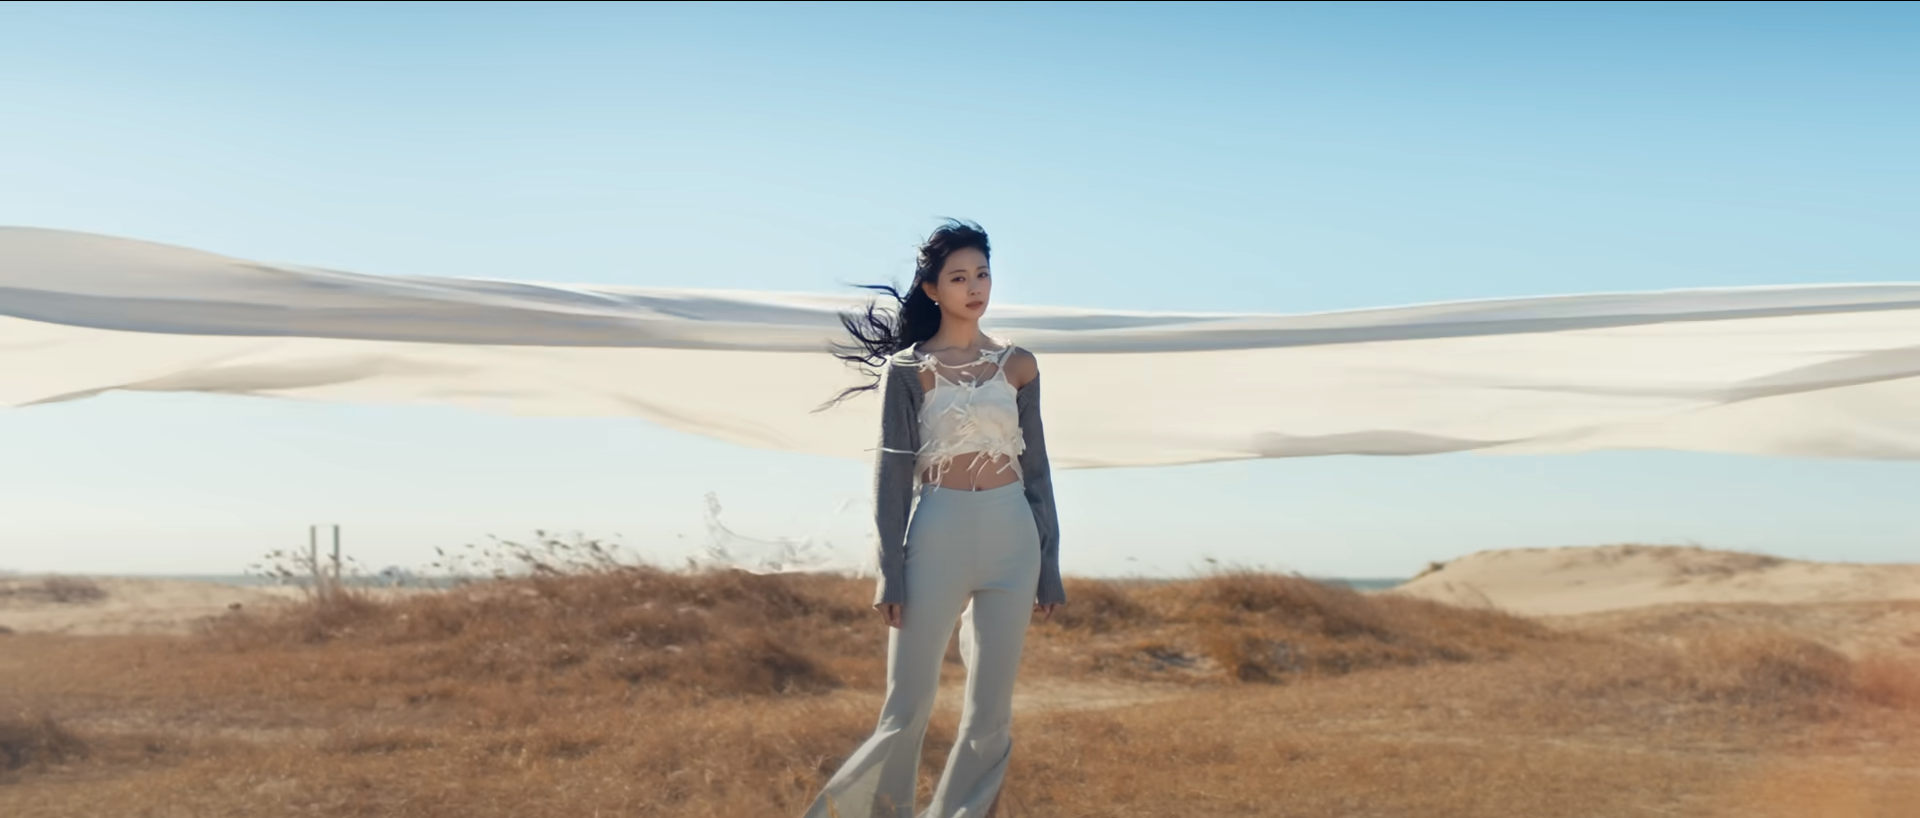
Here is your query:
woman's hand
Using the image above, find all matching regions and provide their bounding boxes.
[876,603,903,629]
[1033,601,1062,623]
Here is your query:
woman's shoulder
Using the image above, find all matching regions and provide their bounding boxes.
[1001,343,1039,389]
[882,350,927,396]
[884,347,924,369]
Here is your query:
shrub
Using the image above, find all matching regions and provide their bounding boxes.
[0,713,89,771]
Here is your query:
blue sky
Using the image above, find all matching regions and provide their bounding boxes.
[1,1,1916,578]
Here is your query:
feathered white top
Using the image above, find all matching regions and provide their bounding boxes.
[909,342,1027,485]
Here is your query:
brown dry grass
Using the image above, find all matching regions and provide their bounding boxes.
[1,567,1916,817]
[0,714,88,773]
[1047,570,1550,683]
[0,576,108,605]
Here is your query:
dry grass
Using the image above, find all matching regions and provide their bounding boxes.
[1047,570,1551,683]
[0,567,1915,817]
[0,577,108,605]
[0,714,88,774]
[198,566,877,700]
[1852,654,1920,710]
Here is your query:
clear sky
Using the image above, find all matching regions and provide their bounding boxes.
[2,1,1916,579]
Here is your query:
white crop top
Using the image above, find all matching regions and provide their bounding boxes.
[911,342,1026,484]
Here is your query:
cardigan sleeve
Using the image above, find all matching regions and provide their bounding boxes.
[870,361,920,607]
[1017,372,1066,605]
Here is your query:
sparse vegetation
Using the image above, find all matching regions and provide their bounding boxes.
[0,713,88,773]
[1067,569,1552,683]
[0,557,1914,816]
[0,576,107,605]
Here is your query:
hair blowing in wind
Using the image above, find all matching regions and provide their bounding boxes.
[821,219,991,408]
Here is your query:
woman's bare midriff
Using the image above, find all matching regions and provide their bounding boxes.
[923,452,1021,491]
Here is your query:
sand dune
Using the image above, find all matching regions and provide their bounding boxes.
[1392,544,1920,617]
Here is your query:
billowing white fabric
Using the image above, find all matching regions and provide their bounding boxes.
[7,226,1920,467]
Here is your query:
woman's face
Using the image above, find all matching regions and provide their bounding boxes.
[921,246,991,321]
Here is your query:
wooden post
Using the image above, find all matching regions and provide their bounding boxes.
[331,524,342,586]
[308,524,320,598]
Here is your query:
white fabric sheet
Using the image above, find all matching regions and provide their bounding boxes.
[7,226,1920,467]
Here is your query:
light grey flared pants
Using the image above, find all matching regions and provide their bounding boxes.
[803,481,1043,818]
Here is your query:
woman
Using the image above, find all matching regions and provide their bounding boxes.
[804,220,1066,818]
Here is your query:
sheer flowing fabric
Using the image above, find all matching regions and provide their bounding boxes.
[9,226,1920,466]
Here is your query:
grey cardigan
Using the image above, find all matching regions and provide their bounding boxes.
[870,348,1065,608]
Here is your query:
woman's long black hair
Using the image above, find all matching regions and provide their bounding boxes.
[820,219,991,409]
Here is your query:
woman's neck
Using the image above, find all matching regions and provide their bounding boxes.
[924,317,984,352]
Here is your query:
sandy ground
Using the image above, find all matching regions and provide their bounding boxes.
[1,576,321,635]
[1391,543,1920,616]
[1387,544,1920,661]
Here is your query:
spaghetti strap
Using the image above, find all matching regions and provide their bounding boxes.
[989,344,1015,383]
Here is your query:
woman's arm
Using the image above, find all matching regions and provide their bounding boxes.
[1011,349,1066,607]
[871,360,920,610]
